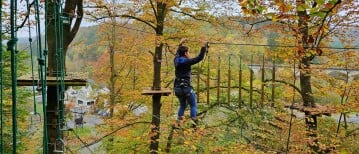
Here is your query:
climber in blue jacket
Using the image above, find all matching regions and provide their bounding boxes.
[174,38,208,128]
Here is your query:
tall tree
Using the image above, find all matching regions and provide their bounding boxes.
[46,0,83,153]
[238,0,358,152]
[47,0,83,75]
[85,0,226,153]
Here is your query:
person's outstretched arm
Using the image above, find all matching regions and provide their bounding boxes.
[186,41,208,65]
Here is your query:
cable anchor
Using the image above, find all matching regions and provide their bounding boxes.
[53,138,65,153]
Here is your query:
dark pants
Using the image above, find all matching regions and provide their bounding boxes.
[177,88,197,119]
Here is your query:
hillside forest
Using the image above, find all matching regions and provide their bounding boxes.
[1,0,359,153]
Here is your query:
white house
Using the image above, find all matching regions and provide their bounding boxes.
[76,85,96,107]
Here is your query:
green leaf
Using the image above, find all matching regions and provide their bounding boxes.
[257,6,264,13]
[309,7,319,14]
[315,0,325,5]
[329,0,339,4]
[265,13,274,19]
[297,4,306,12]
[305,52,312,58]
[315,11,326,18]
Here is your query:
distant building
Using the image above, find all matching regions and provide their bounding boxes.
[76,85,96,107]
[64,86,96,107]
[65,86,77,103]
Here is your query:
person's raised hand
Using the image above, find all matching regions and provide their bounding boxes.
[202,40,209,48]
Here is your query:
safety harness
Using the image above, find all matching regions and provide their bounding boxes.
[174,78,192,97]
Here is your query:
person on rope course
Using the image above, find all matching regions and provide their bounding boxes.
[173,38,209,129]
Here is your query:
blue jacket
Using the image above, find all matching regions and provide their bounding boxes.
[174,47,207,86]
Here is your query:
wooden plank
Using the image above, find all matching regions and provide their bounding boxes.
[285,103,336,116]
[17,72,88,86]
[141,87,172,96]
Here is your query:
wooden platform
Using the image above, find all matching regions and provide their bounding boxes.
[285,103,336,116]
[141,87,172,96]
[17,72,88,86]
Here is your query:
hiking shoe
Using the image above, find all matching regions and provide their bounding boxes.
[191,118,198,129]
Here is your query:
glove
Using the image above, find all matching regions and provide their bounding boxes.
[202,41,209,53]
[202,41,209,48]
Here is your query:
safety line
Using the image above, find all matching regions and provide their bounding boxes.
[8,0,19,153]
[33,0,49,153]
[209,42,359,50]
[52,1,67,151]
[0,0,4,152]
[26,0,38,116]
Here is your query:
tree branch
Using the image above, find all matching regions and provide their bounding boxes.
[264,79,302,96]
[149,0,158,22]
[313,0,342,48]
[84,4,156,31]
[69,0,83,41]
[16,0,35,31]
[121,14,156,31]
[169,8,212,24]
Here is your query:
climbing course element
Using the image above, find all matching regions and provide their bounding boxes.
[8,0,19,153]
[0,1,4,152]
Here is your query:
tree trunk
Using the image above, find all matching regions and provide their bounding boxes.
[150,43,163,153]
[46,87,56,153]
[297,0,318,152]
[46,86,65,154]
[150,94,162,153]
[46,1,82,153]
[149,2,166,153]
[107,12,117,151]
[300,60,318,152]
[47,1,57,76]
[46,2,60,153]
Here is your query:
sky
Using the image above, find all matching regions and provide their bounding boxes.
[14,0,242,38]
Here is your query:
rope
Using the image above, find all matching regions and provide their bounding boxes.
[54,0,62,142]
[80,121,150,149]
[56,0,67,143]
[66,129,93,153]
[33,0,49,153]
[26,0,38,116]
[285,60,296,153]
[50,0,67,150]
[9,0,19,153]
[0,0,4,152]
[209,42,359,50]
[286,52,298,153]
[199,44,209,71]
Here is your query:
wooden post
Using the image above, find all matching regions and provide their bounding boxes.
[260,54,265,108]
[207,56,210,105]
[238,56,242,107]
[217,55,221,105]
[133,64,136,90]
[227,55,231,105]
[271,54,276,107]
[249,55,253,109]
[197,62,200,104]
